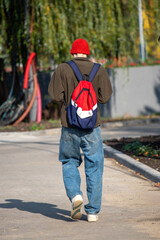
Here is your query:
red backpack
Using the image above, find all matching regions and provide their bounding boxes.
[66,60,100,130]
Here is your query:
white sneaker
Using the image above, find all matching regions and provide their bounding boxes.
[71,195,83,220]
[87,214,98,222]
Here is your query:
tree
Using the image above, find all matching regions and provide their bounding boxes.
[0,0,160,72]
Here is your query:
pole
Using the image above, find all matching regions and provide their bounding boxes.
[138,0,145,62]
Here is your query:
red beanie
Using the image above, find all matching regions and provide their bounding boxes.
[70,39,90,55]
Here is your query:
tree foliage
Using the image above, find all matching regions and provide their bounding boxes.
[0,0,160,69]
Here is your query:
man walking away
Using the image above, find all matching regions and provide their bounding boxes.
[48,39,112,222]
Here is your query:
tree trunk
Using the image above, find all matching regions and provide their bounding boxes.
[0,58,9,105]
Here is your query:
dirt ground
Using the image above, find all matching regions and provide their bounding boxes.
[106,135,160,172]
[0,120,61,132]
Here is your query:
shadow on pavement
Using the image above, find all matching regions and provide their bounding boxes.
[0,199,86,222]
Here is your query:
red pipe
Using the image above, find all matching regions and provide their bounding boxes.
[23,52,36,89]
[13,60,37,126]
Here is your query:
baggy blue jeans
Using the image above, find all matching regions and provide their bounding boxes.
[59,126,104,214]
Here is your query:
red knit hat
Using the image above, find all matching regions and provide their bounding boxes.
[70,39,90,55]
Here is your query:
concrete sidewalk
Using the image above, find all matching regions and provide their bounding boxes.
[0,130,160,240]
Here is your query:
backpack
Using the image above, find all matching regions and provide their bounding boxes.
[66,60,100,130]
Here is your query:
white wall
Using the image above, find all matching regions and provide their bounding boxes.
[99,65,160,118]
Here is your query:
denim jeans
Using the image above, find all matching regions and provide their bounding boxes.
[59,126,104,214]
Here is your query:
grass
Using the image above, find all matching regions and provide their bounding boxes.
[122,141,160,158]
[29,119,61,131]
[0,119,61,132]
[0,125,14,131]
[29,123,45,131]
[48,119,61,126]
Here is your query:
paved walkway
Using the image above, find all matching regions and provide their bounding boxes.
[0,126,160,240]
[101,122,160,140]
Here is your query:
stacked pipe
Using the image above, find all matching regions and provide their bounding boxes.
[0,52,42,126]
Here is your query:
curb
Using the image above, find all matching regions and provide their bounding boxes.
[101,117,160,128]
[103,144,160,183]
[0,128,61,137]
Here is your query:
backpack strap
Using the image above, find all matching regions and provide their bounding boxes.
[67,60,100,82]
[67,60,83,81]
[89,63,100,82]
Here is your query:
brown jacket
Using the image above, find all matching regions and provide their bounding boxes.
[48,57,112,128]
